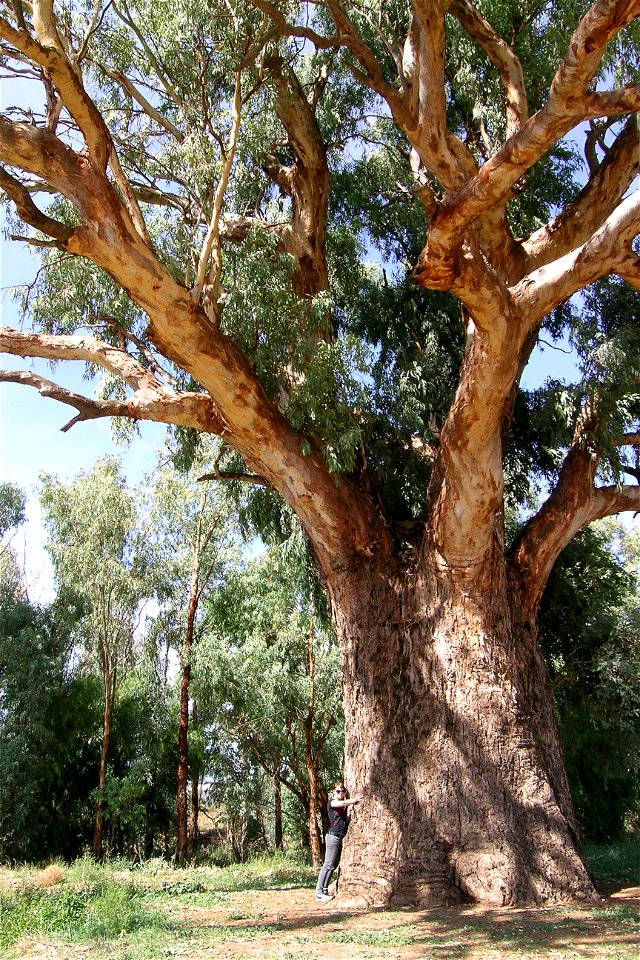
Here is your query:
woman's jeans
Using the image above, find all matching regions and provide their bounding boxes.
[316,833,343,895]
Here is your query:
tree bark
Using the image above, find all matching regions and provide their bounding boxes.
[274,774,283,851]
[327,549,596,907]
[175,654,191,864]
[188,700,200,856]
[92,671,115,861]
[175,545,200,863]
[305,622,323,868]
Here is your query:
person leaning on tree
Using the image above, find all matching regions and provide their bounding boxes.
[315,782,362,902]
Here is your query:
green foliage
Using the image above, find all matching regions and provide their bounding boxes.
[0,589,101,862]
[39,456,145,668]
[195,540,342,844]
[539,523,640,841]
[0,483,26,538]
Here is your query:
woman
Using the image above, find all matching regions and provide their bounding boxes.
[315,781,362,902]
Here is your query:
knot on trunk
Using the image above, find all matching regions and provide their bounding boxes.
[453,847,520,906]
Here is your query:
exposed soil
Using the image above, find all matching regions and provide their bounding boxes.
[8,881,640,960]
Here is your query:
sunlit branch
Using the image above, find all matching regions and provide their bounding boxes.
[3,6,112,169]
[112,0,185,109]
[449,0,528,136]
[524,115,640,270]
[0,367,224,434]
[98,64,185,142]
[415,0,640,287]
[192,70,243,310]
[513,188,640,323]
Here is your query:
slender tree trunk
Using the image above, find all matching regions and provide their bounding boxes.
[305,622,323,867]
[188,701,200,856]
[274,774,283,851]
[93,670,115,861]
[175,655,191,864]
[327,550,597,907]
[176,540,201,863]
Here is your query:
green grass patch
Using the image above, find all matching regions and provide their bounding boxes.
[325,926,417,947]
[591,903,640,930]
[0,879,173,950]
[206,854,315,893]
[586,841,640,887]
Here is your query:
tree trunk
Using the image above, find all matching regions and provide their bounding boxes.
[328,550,597,907]
[176,520,202,864]
[274,774,283,851]
[305,622,323,867]
[175,656,191,864]
[188,701,200,856]
[92,674,114,861]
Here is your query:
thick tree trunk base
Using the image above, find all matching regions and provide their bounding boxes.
[328,556,598,909]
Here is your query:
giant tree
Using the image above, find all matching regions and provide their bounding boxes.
[1,0,639,905]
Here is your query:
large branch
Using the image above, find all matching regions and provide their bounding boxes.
[523,114,640,271]
[0,164,75,245]
[616,250,640,291]
[1,10,110,169]
[511,438,640,618]
[413,0,640,290]
[513,186,640,322]
[0,114,88,206]
[265,56,330,297]
[449,0,528,137]
[0,368,223,434]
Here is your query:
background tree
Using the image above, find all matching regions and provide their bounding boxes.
[0,481,26,592]
[1,0,639,904]
[144,457,240,862]
[539,521,640,841]
[0,586,101,862]
[198,537,343,866]
[40,457,145,860]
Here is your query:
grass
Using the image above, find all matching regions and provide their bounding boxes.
[586,840,640,887]
[0,878,174,950]
[0,844,638,959]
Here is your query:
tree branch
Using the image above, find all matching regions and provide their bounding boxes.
[0,367,225,434]
[449,0,528,137]
[511,430,640,619]
[0,327,226,433]
[615,249,640,291]
[97,63,185,143]
[414,0,640,290]
[0,164,75,245]
[513,186,640,322]
[192,69,243,312]
[523,114,640,271]
[197,468,269,487]
[1,8,111,169]
[617,431,640,447]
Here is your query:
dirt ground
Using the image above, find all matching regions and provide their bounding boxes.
[9,880,640,960]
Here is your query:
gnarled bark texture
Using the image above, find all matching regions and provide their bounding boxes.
[329,552,593,906]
